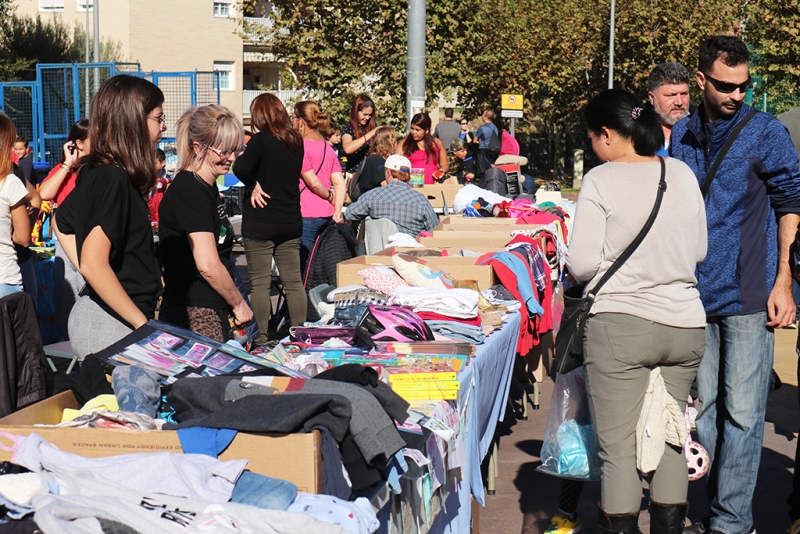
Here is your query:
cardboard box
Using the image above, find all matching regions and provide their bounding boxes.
[438,216,519,226]
[0,391,322,493]
[336,255,496,290]
[418,184,463,209]
[431,224,543,235]
[418,234,517,249]
[373,246,500,257]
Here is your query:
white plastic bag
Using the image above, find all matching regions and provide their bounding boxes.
[537,367,601,480]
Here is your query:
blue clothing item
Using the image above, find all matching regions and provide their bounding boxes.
[480,251,545,317]
[0,284,21,298]
[670,103,800,316]
[112,365,162,418]
[176,427,238,458]
[301,216,330,275]
[695,312,773,534]
[476,122,498,150]
[230,470,297,510]
[382,450,409,495]
[654,145,669,157]
[424,320,485,344]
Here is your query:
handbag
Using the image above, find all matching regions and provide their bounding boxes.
[554,156,667,374]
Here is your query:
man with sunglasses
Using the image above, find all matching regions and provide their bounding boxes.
[671,36,800,534]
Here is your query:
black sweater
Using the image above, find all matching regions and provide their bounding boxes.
[234,130,304,240]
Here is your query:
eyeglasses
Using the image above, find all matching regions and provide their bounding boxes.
[205,145,245,158]
[703,73,752,94]
[148,114,167,125]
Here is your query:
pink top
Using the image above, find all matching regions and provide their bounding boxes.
[407,143,440,184]
[300,139,342,218]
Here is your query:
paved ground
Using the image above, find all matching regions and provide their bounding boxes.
[480,327,799,534]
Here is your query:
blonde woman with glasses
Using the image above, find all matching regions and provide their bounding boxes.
[158,104,253,341]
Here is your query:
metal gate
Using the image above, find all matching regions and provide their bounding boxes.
[0,82,39,161]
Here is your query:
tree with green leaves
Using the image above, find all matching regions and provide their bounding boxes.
[0,14,81,81]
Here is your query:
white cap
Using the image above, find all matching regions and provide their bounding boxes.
[384,154,411,172]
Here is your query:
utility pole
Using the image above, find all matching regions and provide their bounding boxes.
[607,0,615,89]
[406,0,426,130]
[84,1,90,115]
[93,0,100,93]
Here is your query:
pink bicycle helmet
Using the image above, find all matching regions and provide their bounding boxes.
[355,305,434,347]
[685,440,710,481]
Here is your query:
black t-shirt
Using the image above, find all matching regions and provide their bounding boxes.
[159,171,235,310]
[341,123,371,172]
[57,164,161,324]
[358,154,386,194]
[233,130,304,241]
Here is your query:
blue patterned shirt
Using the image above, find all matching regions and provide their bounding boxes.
[344,180,440,236]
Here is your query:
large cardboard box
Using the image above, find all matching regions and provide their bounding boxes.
[418,184,463,209]
[336,255,496,290]
[438,216,519,226]
[419,233,517,249]
[373,246,500,257]
[0,391,322,493]
[431,224,542,235]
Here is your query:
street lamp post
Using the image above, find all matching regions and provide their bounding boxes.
[608,0,615,89]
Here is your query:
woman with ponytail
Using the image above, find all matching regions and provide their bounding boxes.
[292,100,345,273]
[158,105,253,342]
[565,89,707,533]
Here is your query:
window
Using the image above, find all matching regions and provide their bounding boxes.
[77,0,93,11]
[214,62,235,91]
[213,1,232,17]
[39,0,64,11]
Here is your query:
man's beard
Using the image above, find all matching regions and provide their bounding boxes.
[656,105,688,126]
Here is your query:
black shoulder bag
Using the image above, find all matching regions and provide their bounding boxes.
[554,156,667,374]
[700,109,758,198]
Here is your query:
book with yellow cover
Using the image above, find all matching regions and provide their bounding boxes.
[398,390,458,401]
[391,381,461,391]
[383,363,457,382]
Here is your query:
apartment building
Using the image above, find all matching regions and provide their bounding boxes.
[14,0,283,120]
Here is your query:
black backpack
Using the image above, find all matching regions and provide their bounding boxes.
[481,167,508,196]
[346,158,367,202]
[486,129,502,157]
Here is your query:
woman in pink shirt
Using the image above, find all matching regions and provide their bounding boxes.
[293,101,345,273]
[397,112,448,185]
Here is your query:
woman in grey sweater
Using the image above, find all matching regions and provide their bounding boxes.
[566,89,707,534]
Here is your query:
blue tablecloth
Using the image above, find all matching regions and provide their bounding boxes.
[430,311,520,533]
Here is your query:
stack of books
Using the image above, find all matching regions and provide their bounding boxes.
[382,362,461,401]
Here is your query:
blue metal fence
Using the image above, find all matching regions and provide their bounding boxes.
[1,63,220,166]
[0,82,39,160]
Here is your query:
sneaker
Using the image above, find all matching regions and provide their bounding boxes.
[544,513,582,533]
[683,521,707,533]
[790,518,800,534]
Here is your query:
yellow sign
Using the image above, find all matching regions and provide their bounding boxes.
[501,94,524,110]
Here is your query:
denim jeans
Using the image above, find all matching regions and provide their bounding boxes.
[696,312,773,534]
[231,470,297,511]
[300,217,331,277]
[0,284,22,298]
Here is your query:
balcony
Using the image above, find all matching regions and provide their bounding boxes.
[243,89,303,115]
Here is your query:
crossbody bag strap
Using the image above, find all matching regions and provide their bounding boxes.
[586,156,667,302]
[300,143,328,194]
[701,109,758,199]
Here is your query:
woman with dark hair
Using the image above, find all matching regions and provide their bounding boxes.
[340,95,377,172]
[54,75,166,360]
[0,114,35,298]
[357,125,397,194]
[397,113,448,184]
[158,104,253,342]
[292,100,345,273]
[39,119,90,339]
[566,89,707,533]
[234,93,307,343]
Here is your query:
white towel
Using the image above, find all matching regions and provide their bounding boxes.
[636,367,687,473]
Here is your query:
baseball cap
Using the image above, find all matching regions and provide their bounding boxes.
[451,138,467,152]
[384,154,411,173]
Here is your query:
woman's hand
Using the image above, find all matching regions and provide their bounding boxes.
[62,141,78,169]
[232,300,254,326]
[332,210,344,223]
[250,181,270,208]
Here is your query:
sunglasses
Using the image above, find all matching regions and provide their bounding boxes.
[703,73,752,94]
[206,145,245,158]
[460,122,468,125]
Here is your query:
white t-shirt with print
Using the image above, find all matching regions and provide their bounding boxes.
[0,175,28,285]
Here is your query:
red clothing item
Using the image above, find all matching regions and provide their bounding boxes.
[41,165,78,206]
[417,310,482,326]
[516,211,568,242]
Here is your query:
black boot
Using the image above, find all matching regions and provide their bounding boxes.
[598,503,641,534]
[650,501,688,534]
